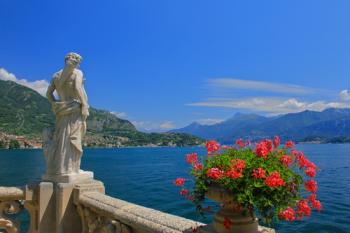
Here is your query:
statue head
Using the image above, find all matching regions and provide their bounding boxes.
[64,52,82,68]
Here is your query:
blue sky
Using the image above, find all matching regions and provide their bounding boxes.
[1,0,350,131]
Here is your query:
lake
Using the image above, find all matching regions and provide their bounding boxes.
[0,144,349,233]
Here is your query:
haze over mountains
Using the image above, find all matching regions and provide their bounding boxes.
[171,108,350,143]
[2,77,350,147]
[0,79,203,147]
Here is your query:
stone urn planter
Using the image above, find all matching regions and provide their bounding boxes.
[206,184,259,233]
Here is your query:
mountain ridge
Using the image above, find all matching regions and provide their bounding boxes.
[171,108,350,143]
[0,79,203,148]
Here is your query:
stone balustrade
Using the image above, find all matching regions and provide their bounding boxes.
[0,186,37,233]
[75,191,204,233]
[0,182,275,233]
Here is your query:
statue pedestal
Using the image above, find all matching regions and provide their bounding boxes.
[42,170,94,183]
[37,179,105,233]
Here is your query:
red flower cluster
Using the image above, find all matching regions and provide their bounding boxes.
[175,135,322,225]
[279,207,295,221]
[294,151,318,178]
[174,178,186,186]
[308,194,322,212]
[226,159,246,179]
[304,180,318,193]
[305,167,316,177]
[193,163,203,171]
[232,159,246,170]
[285,140,294,148]
[235,138,246,148]
[265,171,285,187]
[223,217,232,230]
[280,155,292,167]
[205,140,220,155]
[255,140,273,158]
[251,167,266,179]
[186,152,203,172]
[273,136,281,148]
[297,152,316,169]
[297,200,311,217]
[207,168,224,180]
[311,199,322,212]
[180,188,189,196]
[279,197,322,221]
[186,153,198,164]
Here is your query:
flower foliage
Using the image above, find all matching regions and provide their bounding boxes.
[174,136,322,224]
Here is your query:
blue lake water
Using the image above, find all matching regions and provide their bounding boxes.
[0,144,349,233]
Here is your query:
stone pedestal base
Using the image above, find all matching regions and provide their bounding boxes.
[42,170,94,183]
[37,178,104,233]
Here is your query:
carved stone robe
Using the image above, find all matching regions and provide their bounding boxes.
[46,69,88,175]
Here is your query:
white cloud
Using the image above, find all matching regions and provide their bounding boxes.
[0,68,49,96]
[196,118,224,125]
[132,120,176,132]
[159,121,176,130]
[188,97,350,115]
[207,78,315,95]
[110,111,127,118]
[339,90,350,101]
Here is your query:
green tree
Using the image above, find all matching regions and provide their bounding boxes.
[9,139,20,149]
[0,140,6,149]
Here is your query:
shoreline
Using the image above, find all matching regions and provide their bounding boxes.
[2,142,350,151]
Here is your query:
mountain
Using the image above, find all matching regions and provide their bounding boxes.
[172,108,350,143]
[0,80,54,136]
[0,80,203,147]
[171,113,269,140]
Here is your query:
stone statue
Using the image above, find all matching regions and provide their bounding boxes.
[43,52,92,182]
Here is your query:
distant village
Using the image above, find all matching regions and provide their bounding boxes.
[0,132,42,149]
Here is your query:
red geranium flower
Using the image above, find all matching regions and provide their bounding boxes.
[206,168,224,180]
[308,194,317,202]
[304,180,318,193]
[174,178,186,186]
[280,155,292,167]
[305,167,316,177]
[255,140,272,158]
[297,199,311,217]
[205,140,220,155]
[231,159,246,170]
[226,169,243,179]
[180,188,189,196]
[265,171,285,187]
[279,207,295,221]
[235,138,246,148]
[251,168,266,179]
[223,217,232,230]
[186,153,198,164]
[193,163,203,171]
[226,159,246,179]
[311,199,322,212]
[285,140,294,148]
[273,135,281,148]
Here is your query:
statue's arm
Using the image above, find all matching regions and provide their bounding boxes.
[46,77,56,104]
[74,72,89,119]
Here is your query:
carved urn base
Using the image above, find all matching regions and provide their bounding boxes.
[206,184,259,233]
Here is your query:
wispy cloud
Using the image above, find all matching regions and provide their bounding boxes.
[131,120,176,132]
[189,97,350,115]
[0,68,49,96]
[207,78,316,95]
[339,90,350,101]
[160,121,176,130]
[110,111,127,118]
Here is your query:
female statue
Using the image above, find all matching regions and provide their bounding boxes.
[45,52,89,175]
